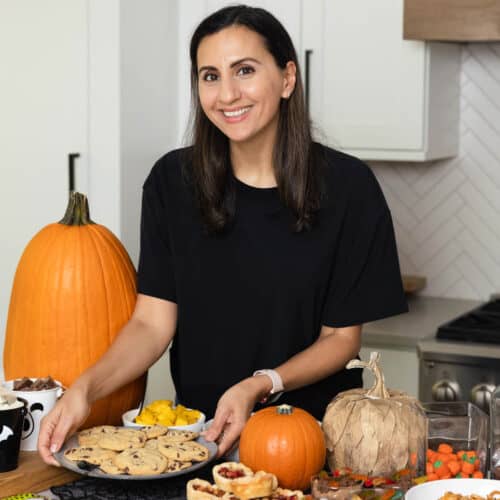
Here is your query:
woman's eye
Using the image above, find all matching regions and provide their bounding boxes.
[237,66,254,76]
[203,72,218,82]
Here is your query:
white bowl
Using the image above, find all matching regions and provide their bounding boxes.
[122,407,205,433]
[406,478,500,499]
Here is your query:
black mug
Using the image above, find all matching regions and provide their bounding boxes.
[0,397,27,472]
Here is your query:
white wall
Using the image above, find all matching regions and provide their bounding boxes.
[0,1,179,402]
[120,0,180,402]
[119,0,179,265]
[87,0,180,402]
[371,44,500,300]
[0,0,89,381]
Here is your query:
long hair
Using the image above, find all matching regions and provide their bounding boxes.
[187,4,324,233]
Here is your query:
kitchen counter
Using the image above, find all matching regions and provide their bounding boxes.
[362,295,481,348]
[0,451,79,497]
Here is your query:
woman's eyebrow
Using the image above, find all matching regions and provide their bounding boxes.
[198,57,261,75]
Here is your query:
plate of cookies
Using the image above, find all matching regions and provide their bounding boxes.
[54,424,217,479]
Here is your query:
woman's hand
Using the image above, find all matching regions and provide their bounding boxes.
[38,385,91,466]
[203,376,270,457]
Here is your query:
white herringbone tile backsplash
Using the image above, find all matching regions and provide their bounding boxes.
[371,43,500,300]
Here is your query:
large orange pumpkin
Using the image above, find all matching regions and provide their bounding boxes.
[239,404,326,491]
[3,192,146,428]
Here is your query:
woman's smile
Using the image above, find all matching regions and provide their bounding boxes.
[221,106,252,122]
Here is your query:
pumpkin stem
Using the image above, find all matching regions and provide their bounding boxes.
[59,192,95,226]
[277,404,294,415]
[346,352,389,399]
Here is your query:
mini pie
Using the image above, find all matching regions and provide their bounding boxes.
[268,487,304,499]
[187,479,303,500]
[213,462,278,500]
[186,478,237,500]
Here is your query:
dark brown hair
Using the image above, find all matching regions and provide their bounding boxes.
[187,4,324,233]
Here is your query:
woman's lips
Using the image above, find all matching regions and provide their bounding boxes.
[220,106,251,123]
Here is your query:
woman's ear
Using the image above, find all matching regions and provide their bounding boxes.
[281,61,297,99]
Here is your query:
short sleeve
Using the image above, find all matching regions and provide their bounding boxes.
[137,176,177,303]
[322,177,408,328]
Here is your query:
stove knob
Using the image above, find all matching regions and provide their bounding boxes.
[471,383,496,412]
[432,380,462,401]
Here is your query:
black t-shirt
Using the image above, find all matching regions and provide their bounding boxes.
[137,144,408,420]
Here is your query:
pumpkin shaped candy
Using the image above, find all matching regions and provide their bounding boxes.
[322,352,427,478]
[239,404,326,491]
[3,192,146,428]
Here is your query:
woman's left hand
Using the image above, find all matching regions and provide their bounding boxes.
[203,376,269,457]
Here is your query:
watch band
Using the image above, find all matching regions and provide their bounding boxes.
[253,369,284,403]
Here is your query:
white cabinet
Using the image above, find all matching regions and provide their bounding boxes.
[360,345,419,397]
[0,0,178,380]
[303,0,461,161]
[178,0,461,162]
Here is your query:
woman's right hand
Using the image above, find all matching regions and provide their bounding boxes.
[37,296,178,466]
[38,385,91,466]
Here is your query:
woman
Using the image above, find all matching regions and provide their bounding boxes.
[38,5,407,465]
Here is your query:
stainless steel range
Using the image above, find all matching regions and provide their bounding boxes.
[418,298,500,414]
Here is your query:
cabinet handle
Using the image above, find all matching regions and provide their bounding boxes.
[304,49,313,113]
[68,153,80,193]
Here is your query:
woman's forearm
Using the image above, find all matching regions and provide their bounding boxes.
[276,325,362,392]
[72,298,177,404]
[245,325,362,402]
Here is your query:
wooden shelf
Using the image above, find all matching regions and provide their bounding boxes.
[402,274,427,295]
[404,0,500,42]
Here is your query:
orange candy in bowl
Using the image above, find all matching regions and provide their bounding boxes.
[122,399,205,432]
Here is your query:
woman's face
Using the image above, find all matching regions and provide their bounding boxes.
[196,25,296,145]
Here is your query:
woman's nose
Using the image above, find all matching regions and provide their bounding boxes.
[218,77,241,104]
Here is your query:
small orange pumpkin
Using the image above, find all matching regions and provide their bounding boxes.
[239,404,326,491]
[3,192,146,428]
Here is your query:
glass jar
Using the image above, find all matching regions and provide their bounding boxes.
[423,401,488,476]
[490,385,500,479]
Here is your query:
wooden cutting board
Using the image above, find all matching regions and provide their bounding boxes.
[0,451,80,496]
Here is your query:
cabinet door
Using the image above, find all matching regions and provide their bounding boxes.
[0,0,88,378]
[305,0,428,158]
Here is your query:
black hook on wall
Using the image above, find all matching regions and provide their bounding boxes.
[68,153,80,193]
[304,49,313,114]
